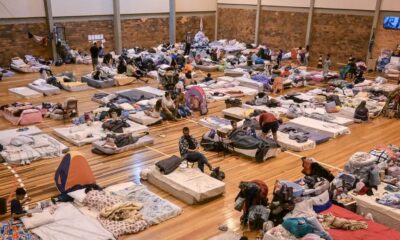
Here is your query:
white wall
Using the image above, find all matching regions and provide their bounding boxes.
[381,0,400,11]
[217,0,257,5]
[51,0,113,17]
[314,0,376,11]
[262,0,310,8]
[120,0,169,14]
[0,0,45,18]
[176,0,216,12]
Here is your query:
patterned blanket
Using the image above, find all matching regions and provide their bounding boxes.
[0,220,39,240]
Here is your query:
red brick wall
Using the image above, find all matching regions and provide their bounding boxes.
[58,20,115,54]
[176,15,215,42]
[259,10,308,50]
[373,14,400,58]
[310,13,373,64]
[122,18,169,49]
[217,7,256,43]
[0,22,51,67]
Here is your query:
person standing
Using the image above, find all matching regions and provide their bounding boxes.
[184,32,192,56]
[259,112,280,143]
[304,45,310,66]
[90,42,100,71]
[323,54,331,77]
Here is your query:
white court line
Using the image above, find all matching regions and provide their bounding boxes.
[284,150,343,171]
[145,146,170,157]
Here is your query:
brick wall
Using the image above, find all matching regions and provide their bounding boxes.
[259,10,308,51]
[57,20,115,54]
[217,8,256,43]
[373,14,400,59]
[0,22,51,67]
[121,18,169,49]
[310,13,373,64]
[176,15,215,42]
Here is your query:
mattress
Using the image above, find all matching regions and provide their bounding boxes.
[92,135,154,154]
[224,68,246,77]
[9,87,42,98]
[114,74,134,86]
[135,86,165,97]
[128,111,162,126]
[303,108,354,126]
[233,145,279,161]
[28,83,61,96]
[117,89,161,102]
[81,74,115,88]
[0,126,42,145]
[32,203,115,240]
[105,182,182,225]
[289,117,351,138]
[61,80,91,92]
[194,64,220,71]
[146,166,225,204]
[53,120,149,146]
[242,104,287,117]
[279,123,331,145]
[222,107,255,120]
[234,77,264,92]
[276,131,316,152]
[198,116,232,134]
[1,108,43,126]
[350,184,400,231]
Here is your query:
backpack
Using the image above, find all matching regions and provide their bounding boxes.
[210,167,225,181]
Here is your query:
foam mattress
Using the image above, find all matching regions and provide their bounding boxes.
[28,83,61,96]
[289,116,351,138]
[146,166,225,204]
[9,87,42,98]
[92,135,154,154]
[128,111,162,126]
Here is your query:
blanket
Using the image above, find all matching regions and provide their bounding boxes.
[100,202,143,221]
[319,213,368,230]
[0,220,39,240]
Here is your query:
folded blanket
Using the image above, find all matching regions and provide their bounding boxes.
[100,201,143,221]
[155,155,182,174]
[319,213,368,230]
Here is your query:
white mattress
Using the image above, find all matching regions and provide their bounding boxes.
[234,146,279,161]
[234,76,264,92]
[303,108,354,126]
[146,166,225,204]
[222,107,255,120]
[92,135,154,154]
[53,120,149,146]
[242,104,287,117]
[28,83,61,96]
[9,87,42,98]
[198,117,232,134]
[0,126,42,145]
[136,86,165,97]
[289,117,351,138]
[128,111,162,126]
[277,132,316,152]
[32,203,115,240]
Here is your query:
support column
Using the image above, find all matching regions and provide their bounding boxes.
[169,0,176,44]
[113,0,122,54]
[215,1,218,41]
[367,0,382,60]
[254,0,261,45]
[43,0,57,61]
[305,0,315,47]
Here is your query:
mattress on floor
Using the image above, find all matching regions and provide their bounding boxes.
[224,68,247,77]
[128,111,162,126]
[60,79,91,92]
[332,107,356,119]
[145,166,225,204]
[194,64,220,71]
[198,116,232,133]
[113,74,135,86]
[222,107,255,120]
[0,126,42,145]
[277,131,316,152]
[135,86,166,97]
[303,108,354,126]
[81,74,115,88]
[28,83,61,96]
[53,120,149,146]
[242,104,287,117]
[117,89,160,102]
[233,145,279,161]
[288,117,350,138]
[279,123,331,145]
[234,77,264,92]
[92,135,154,154]
[0,108,43,126]
[9,87,42,98]
[0,133,69,165]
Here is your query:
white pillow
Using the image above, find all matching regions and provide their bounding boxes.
[119,103,135,111]
[21,211,55,229]
[10,136,34,146]
[67,189,87,203]
[136,100,149,106]
[33,79,47,86]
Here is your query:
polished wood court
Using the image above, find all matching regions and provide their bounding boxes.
[0,65,399,240]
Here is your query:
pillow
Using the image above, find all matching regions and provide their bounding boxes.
[119,103,135,111]
[33,79,47,86]
[136,100,149,106]
[32,136,50,148]
[10,136,34,147]
[21,211,55,229]
[67,189,87,203]
[311,190,331,213]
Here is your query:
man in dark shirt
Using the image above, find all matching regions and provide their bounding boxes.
[11,188,32,219]
[90,42,100,71]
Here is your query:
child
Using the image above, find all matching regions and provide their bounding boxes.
[204,73,213,82]
[11,188,32,219]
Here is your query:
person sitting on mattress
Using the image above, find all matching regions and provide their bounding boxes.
[353,67,365,85]
[175,88,191,118]
[117,56,127,74]
[145,99,162,119]
[204,73,213,82]
[92,65,109,80]
[162,92,178,121]
[179,127,212,172]
[11,188,32,220]
[259,112,280,143]
[126,60,143,80]
[102,53,113,68]
[354,100,369,122]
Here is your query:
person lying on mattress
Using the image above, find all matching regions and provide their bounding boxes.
[11,188,32,220]
[103,132,148,149]
[259,112,280,144]
[179,127,213,172]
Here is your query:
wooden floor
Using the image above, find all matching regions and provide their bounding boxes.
[0,64,399,240]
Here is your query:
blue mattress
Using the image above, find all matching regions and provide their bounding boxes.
[81,75,115,88]
[279,123,331,145]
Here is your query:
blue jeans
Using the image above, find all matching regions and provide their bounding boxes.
[178,106,191,117]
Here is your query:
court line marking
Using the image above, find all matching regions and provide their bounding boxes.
[284,150,343,171]
[145,146,170,157]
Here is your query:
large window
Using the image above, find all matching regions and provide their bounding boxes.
[383,16,400,30]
